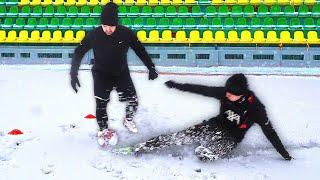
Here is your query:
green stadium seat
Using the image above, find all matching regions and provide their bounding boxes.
[145,18,156,28]
[243,5,255,17]
[224,17,234,28]
[257,5,269,17]
[2,18,13,28]
[290,18,302,29]
[7,6,18,17]
[56,6,67,17]
[298,5,310,17]
[0,5,6,17]
[120,18,132,26]
[304,18,315,29]
[251,17,261,28]
[317,19,320,30]
[83,18,96,29]
[284,5,296,17]
[206,6,217,17]
[92,6,102,17]
[72,17,84,29]
[37,17,49,29]
[141,6,152,16]
[236,17,248,28]
[13,18,25,29]
[166,6,177,17]
[198,18,209,29]
[133,17,144,28]
[263,17,275,28]
[79,6,91,17]
[154,6,165,17]
[0,0,5,5]
[158,18,169,28]
[171,17,183,28]
[312,4,320,17]
[128,6,139,17]
[25,18,37,29]
[31,5,43,17]
[43,5,54,17]
[67,6,78,17]
[185,18,196,28]
[20,6,31,17]
[270,5,283,16]
[277,18,289,28]
[178,6,189,17]
[60,18,72,29]
[118,6,127,17]
[218,5,229,17]
[231,5,243,17]
[191,6,203,17]
[212,17,222,28]
[48,17,59,29]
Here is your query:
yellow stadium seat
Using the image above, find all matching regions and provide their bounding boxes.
[160,30,172,43]
[253,31,265,43]
[175,31,187,43]
[293,31,306,44]
[227,31,239,43]
[212,0,223,5]
[304,0,316,5]
[113,0,123,5]
[215,31,226,43]
[280,31,292,43]
[237,0,249,5]
[249,0,261,5]
[75,31,85,43]
[136,0,147,5]
[19,0,30,6]
[202,30,214,43]
[30,0,41,6]
[0,31,6,43]
[172,0,183,5]
[6,31,17,43]
[160,0,171,5]
[88,0,99,5]
[148,30,160,43]
[17,30,29,43]
[100,0,111,5]
[148,0,159,5]
[30,31,40,43]
[225,0,237,5]
[189,30,201,43]
[124,0,135,5]
[53,0,64,6]
[307,31,320,44]
[264,0,276,5]
[65,0,76,6]
[76,0,87,6]
[266,31,279,44]
[240,30,252,43]
[292,0,303,5]
[137,30,147,43]
[277,0,289,5]
[185,0,196,4]
[41,0,52,6]
[63,30,75,43]
[40,31,52,43]
[52,31,63,43]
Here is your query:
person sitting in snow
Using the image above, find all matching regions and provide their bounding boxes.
[134,73,292,161]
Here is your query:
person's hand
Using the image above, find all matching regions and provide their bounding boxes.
[165,80,177,88]
[71,73,81,93]
[148,67,158,80]
[283,155,293,161]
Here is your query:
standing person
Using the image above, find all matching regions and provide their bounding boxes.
[70,2,158,146]
[134,74,292,161]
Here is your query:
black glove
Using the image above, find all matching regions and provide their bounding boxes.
[165,80,177,88]
[70,73,81,93]
[148,67,158,80]
[283,154,293,161]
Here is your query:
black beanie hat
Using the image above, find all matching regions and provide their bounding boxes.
[101,2,119,26]
[225,73,248,96]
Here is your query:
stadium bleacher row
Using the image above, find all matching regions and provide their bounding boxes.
[0,0,319,44]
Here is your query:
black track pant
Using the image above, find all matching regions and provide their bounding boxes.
[134,123,238,161]
[92,70,138,131]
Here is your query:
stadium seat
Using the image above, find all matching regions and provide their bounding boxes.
[100,0,111,5]
[257,4,269,17]
[231,5,243,17]
[158,18,169,28]
[52,30,63,43]
[277,18,289,28]
[292,0,303,5]
[13,18,25,29]
[240,30,252,43]
[128,6,139,17]
[253,31,265,43]
[0,30,6,43]
[92,5,102,17]
[43,5,54,17]
[60,18,72,29]
[264,0,276,5]
[178,6,189,17]
[136,0,147,5]
[31,5,43,17]
[25,18,37,29]
[189,30,201,43]
[17,30,29,43]
[304,18,315,29]
[175,31,187,43]
[0,5,5,17]
[148,30,160,43]
[166,6,177,17]
[160,0,170,5]
[29,30,40,43]
[227,31,239,43]
[237,18,248,28]
[113,0,123,5]
[56,6,67,17]
[206,6,217,17]
[191,6,203,17]
[249,0,261,5]
[63,30,75,43]
[118,6,127,16]
[137,30,147,42]
[53,0,64,6]
[270,5,283,16]
[7,6,18,17]
[133,17,144,28]
[266,31,279,43]
[67,6,79,17]
[171,17,183,28]
[218,5,229,17]
[198,18,209,29]
[215,31,226,43]
[278,0,289,5]
[212,17,222,28]
[225,0,237,4]
[172,0,183,5]
[41,0,52,6]
[7,0,19,5]
[293,31,306,43]
[19,0,30,6]
[30,0,41,6]
[212,0,223,5]
[284,5,296,17]
[75,30,85,43]
[88,0,99,6]
[312,4,320,17]
[237,0,249,5]
[20,6,31,17]
[161,30,173,43]
[185,0,196,4]
[124,0,135,5]
[201,30,213,43]
[141,6,152,16]
[224,17,234,28]
[6,30,17,43]
[307,31,320,44]
[263,17,275,28]
[120,18,132,26]
[148,0,158,5]
[298,5,309,17]
[145,18,156,28]
[185,18,196,28]
[72,18,84,29]
[65,0,75,6]
[290,18,302,29]
[48,17,59,29]
[37,17,48,29]
[2,18,13,28]
[280,31,292,43]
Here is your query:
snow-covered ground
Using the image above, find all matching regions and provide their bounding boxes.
[0,65,319,180]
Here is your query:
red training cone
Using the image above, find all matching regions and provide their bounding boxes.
[84,114,96,119]
[8,129,24,135]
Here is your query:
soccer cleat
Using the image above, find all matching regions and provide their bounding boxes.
[97,129,118,147]
[123,118,138,133]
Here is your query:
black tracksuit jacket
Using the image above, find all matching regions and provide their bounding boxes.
[171,82,291,159]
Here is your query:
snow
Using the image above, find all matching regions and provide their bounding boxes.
[0,65,320,180]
